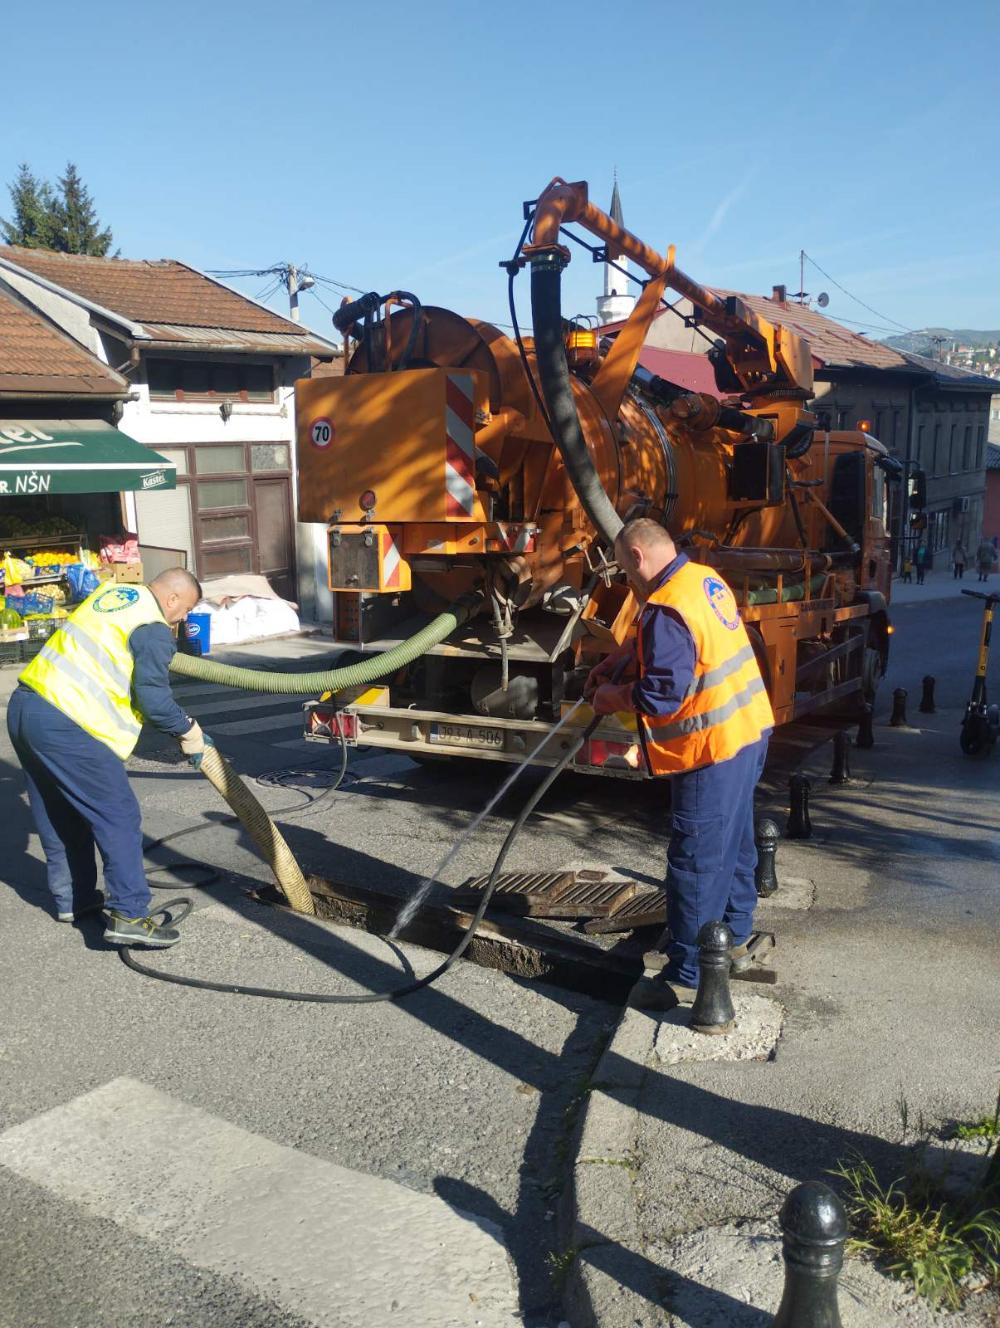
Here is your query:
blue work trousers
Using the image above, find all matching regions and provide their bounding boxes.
[6,684,152,918]
[663,736,768,988]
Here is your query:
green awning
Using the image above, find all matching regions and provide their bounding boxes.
[0,420,176,496]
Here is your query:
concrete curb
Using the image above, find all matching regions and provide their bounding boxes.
[562,1002,658,1327]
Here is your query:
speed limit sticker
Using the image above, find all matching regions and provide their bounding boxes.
[311,417,334,448]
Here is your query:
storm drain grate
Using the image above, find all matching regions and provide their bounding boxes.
[456,869,639,919]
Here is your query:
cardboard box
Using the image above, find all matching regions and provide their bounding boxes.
[0,627,29,643]
[112,562,144,584]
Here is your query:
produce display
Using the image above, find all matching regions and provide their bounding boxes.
[0,515,80,539]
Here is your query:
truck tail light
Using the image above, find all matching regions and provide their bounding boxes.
[575,739,641,770]
[304,703,357,742]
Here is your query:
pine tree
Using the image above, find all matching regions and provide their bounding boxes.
[53,162,114,256]
[1,163,59,249]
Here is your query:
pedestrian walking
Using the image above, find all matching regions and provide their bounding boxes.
[6,568,210,946]
[585,518,773,1009]
[952,540,968,579]
[915,541,931,585]
[975,537,998,582]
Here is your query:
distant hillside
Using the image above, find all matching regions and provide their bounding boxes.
[885,328,1000,353]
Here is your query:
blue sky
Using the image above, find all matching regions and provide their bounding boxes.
[4,0,999,341]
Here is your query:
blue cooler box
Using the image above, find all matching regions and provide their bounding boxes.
[184,612,212,656]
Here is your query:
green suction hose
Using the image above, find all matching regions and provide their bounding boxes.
[169,597,480,694]
[163,595,482,916]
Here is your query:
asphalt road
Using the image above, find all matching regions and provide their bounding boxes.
[0,587,995,1326]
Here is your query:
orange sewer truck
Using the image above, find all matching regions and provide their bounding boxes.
[295,177,896,778]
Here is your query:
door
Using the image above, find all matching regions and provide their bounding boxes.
[253,476,295,600]
[182,442,297,597]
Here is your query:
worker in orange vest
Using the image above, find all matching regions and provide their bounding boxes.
[585,518,774,1009]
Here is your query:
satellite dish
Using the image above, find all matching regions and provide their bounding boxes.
[817,292,830,308]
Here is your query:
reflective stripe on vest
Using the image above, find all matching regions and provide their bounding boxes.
[19,583,164,759]
[637,561,774,775]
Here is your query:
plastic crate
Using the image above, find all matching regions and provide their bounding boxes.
[0,641,22,667]
[26,617,59,641]
[19,639,45,663]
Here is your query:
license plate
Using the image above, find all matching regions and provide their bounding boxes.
[429,722,503,750]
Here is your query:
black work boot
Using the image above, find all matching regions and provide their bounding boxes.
[103,911,181,948]
[628,972,697,1013]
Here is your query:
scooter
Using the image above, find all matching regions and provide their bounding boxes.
[959,589,1000,756]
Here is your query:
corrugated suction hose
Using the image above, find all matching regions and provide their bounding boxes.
[166,596,481,915]
[169,600,479,694]
[197,744,316,915]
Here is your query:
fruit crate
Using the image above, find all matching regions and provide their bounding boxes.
[0,641,23,667]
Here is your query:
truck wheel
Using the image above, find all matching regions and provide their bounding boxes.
[862,647,882,703]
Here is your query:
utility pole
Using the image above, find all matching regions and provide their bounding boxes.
[285,263,314,323]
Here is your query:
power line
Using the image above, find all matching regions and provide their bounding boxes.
[801,251,914,334]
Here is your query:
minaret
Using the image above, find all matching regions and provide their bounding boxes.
[596,173,636,324]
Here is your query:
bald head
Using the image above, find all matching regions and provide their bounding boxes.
[614,518,676,599]
[149,567,202,625]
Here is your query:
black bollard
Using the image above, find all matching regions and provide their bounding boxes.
[772,1180,848,1328]
[919,675,936,714]
[828,731,851,785]
[856,702,875,750]
[755,817,781,896]
[786,774,812,839]
[890,687,908,727]
[689,920,736,1035]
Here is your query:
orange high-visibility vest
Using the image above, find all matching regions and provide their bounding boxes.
[636,560,773,775]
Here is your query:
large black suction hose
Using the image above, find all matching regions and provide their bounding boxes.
[530,253,624,549]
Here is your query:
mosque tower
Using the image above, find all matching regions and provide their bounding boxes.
[595,174,637,324]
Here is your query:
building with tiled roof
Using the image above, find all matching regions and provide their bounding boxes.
[603,284,996,562]
[0,283,127,400]
[0,246,340,615]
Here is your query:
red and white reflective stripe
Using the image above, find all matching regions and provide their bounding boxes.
[445,373,475,518]
[381,529,402,588]
[495,522,536,553]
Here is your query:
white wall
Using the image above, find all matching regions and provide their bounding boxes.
[121,354,332,623]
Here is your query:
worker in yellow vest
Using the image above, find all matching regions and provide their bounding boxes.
[585,518,774,1009]
[7,568,209,947]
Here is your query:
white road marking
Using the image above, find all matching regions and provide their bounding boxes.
[0,1077,520,1328]
[181,692,305,719]
[211,711,304,736]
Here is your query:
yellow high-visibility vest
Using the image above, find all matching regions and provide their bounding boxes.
[636,560,774,775]
[20,583,166,760]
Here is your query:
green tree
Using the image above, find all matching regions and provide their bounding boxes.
[1,162,115,255]
[52,162,114,256]
[1,163,59,249]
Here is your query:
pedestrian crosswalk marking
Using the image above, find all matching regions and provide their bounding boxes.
[211,710,305,736]
[0,1077,520,1328]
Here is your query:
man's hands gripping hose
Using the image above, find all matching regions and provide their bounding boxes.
[179,720,216,769]
[584,642,638,717]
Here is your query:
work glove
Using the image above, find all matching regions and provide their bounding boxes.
[590,680,636,716]
[179,721,215,769]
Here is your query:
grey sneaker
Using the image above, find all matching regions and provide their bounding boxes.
[57,895,106,923]
[103,911,181,948]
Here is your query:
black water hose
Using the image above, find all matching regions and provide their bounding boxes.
[120,712,604,1002]
[529,254,623,549]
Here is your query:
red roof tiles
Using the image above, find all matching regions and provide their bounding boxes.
[0,285,127,397]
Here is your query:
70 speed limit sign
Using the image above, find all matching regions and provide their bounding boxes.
[310,417,334,448]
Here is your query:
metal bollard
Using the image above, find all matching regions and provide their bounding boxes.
[919,675,936,714]
[772,1180,848,1328]
[856,702,875,750]
[890,687,908,727]
[754,817,781,896]
[786,773,812,839]
[689,920,735,1035]
[828,731,851,785]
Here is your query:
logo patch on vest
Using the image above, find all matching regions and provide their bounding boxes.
[703,576,740,630]
[94,586,141,613]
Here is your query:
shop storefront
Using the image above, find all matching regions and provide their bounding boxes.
[0,419,175,662]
